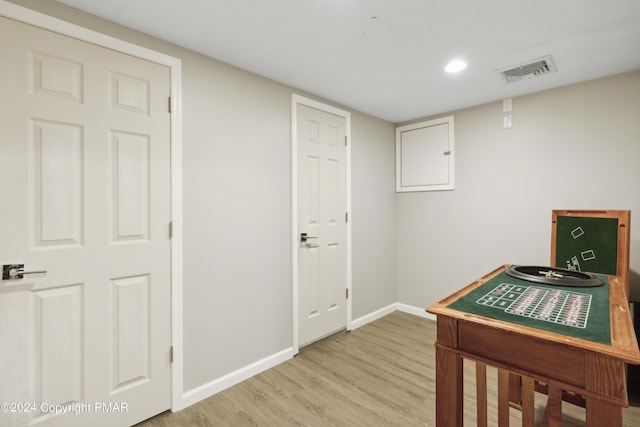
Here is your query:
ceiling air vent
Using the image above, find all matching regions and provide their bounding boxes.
[497,55,556,84]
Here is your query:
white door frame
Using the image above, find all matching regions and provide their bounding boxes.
[291,94,352,352]
[0,0,185,411]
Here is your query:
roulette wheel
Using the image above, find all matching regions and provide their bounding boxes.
[506,265,604,287]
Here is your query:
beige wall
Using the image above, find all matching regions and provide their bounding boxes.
[6,0,397,394]
[352,111,398,314]
[396,71,640,306]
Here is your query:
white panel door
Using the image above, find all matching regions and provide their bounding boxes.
[0,17,171,427]
[297,104,347,346]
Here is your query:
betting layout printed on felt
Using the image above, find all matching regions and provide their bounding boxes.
[476,283,591,329]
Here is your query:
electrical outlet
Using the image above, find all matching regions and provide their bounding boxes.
[503,98,512,112]
[503,115,512,129]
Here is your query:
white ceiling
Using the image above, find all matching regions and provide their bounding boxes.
[57,0,640,123]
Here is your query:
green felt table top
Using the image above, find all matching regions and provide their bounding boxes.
[447,270,611,345]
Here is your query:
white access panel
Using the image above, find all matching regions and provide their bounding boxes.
[396,116,454,192]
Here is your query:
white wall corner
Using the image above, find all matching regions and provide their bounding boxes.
[396,303,436,321]
[350,303,398,330]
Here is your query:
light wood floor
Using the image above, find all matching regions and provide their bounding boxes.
[138,311,640,426]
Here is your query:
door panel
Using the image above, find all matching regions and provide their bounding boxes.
[33,119,84,246]
[111,131,150,241]
[111,274,150,388]
[297,104,347,346]
[0,16,171,427]
[36,284,84,406]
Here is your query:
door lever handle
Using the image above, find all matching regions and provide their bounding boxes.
[2,264,47,280]
[300,233,318,243]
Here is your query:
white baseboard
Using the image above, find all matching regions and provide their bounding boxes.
[350,302,436,331]
[396,303,436,321]
[178,347,294,411]
[177,303,435,411]
[349,303,397,330]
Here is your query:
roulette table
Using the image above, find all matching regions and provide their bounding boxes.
[427,264,640,427]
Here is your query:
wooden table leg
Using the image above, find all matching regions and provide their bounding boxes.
[521,376,535,427]
[497,369,510,426]
[584,353,625,426]
[435,346,463,427]
[585,396,622,427]
[541,385,562,427]
[476,361,487,427]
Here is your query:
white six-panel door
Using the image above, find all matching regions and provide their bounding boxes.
[296,103,347,346]
[0,16,171,427]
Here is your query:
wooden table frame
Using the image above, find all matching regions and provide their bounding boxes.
[427,265,640,427]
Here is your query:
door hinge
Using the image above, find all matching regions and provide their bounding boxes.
[170,346,174,364]
[345,136,348,147]
[346,288,349,299]
[169,221,173,239]
[168,96,172,113]
[345,212,349,223]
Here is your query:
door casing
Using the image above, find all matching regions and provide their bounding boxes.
[291,94,352,352]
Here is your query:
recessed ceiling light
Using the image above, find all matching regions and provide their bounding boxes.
[445,59,467,73]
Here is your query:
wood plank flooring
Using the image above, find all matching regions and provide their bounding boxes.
[137,311,640,426]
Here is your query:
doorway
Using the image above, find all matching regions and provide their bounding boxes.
[292,95,352,349]
[0,6,182,425]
